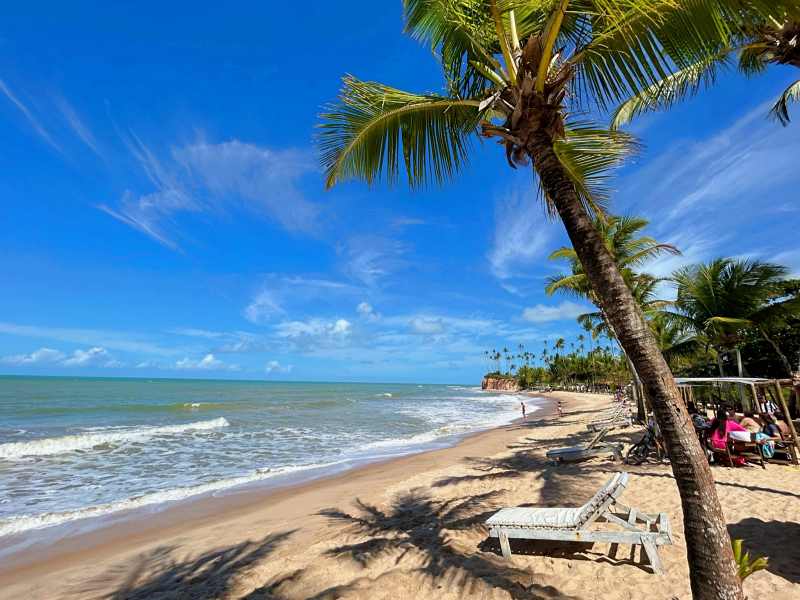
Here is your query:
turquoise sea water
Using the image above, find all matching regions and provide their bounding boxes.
[0,377,537,538]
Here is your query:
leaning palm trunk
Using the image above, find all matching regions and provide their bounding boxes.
[527,136,742,599]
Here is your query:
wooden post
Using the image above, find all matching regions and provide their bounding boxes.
[774,380,800,466]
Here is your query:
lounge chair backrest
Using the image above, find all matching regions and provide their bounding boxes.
[576,472,629,525]
[586,427,609,449]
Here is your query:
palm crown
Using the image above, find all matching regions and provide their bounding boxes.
[320,0,796,200]
[671,258,800,351]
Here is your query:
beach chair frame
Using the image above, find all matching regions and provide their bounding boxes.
[486,472,673,574]
[546,427,623,464]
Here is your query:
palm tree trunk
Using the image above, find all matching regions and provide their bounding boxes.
[528,136,743,600]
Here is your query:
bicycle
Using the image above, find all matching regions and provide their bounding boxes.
[625,420,668,465]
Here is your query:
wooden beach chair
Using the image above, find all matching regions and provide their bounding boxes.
[586,404,632,432]
[485,472,673,574]
[546,427,623,464]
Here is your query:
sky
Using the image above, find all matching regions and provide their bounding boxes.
[1,2,798,384]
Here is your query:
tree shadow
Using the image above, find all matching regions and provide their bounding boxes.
[478,538,652,573]
[82,530,298,600]
[602,468,800,499]
[319,490,578,599]
[728,518,800,584]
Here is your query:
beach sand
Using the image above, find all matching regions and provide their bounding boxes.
[1,391,798,599]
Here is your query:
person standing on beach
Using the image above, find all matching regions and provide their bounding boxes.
[557,399,563,417]
[520,402,526,420]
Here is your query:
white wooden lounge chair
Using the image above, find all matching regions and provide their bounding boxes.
[587,416,632,432]
[485,472,673,574]
[586,404,632,432]
[546,427,623,464]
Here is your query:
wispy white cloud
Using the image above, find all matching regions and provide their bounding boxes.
[488,190,550,280]
[620,101,800,227]
[769,249,800,277]
[356,301,380,321]
[1,347,65,365]
[0,322,181,356]
[2,346,121,368]
[62,346,116,367]
[339,235,410,287]
[54,96,102,158]
[175,140,318,232]
[175,353,238,371]
[244,289,285,324]
[521,301,587,323]
[274,318,352,339]
[391,216,427,228]
[243,274,361,326]
[100,137,319,249]
[266,360,292,374]
[0,78,62,152]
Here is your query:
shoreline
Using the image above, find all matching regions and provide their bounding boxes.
[0,392,555,589]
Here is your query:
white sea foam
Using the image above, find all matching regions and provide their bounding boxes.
[0,418,230,460]
[0,459,339,537]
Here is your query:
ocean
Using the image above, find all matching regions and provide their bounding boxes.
[0,377,537,539]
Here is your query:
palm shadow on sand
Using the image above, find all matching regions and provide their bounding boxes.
[83,530,300,600]
[318,490,580,600]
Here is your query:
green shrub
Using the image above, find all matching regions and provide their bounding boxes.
[732,538,768,581]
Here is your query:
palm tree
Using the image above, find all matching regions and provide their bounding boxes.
[546,215,679,299]
[671,258,800,376]
[318,2,779,595]
[612,9,800,126]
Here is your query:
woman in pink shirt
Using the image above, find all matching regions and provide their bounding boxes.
[709,408,750,466]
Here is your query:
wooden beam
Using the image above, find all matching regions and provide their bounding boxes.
[774,380,800,465]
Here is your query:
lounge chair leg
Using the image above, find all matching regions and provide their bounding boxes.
[498,530,512,560]
[641,538,663,575]
[609,542,619,559]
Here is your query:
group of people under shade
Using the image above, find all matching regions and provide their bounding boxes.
[686,401,793,466]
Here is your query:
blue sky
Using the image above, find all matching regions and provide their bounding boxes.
[1,2,798,383]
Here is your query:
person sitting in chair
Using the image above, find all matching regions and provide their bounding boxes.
[687,402,710,431]
[708,407,752,466]
[739,411,763,434]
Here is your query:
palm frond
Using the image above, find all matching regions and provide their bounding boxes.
[574,0,799,110]
[610,54,727,129]
[552,123,639,216]
[768,79,800,126]
[545,272,590,297]
[404,0,504,97]
[319,76,483,189]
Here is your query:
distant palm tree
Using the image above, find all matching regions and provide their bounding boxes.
[670,258,800,376]
[546,215,679,300]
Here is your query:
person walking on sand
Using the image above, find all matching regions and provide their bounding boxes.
[520,402,526,420]
[557,399,563,417]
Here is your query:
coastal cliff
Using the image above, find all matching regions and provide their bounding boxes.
[481,376,521,392]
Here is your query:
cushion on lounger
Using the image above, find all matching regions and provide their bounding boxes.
[486,506,583,529]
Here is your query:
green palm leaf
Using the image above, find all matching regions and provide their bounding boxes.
[768,79,800,125]
[552,124,639,216]
[319,76,483,189]
[611,55,728,129]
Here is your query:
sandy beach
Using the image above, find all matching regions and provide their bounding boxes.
[1,391,798,600]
